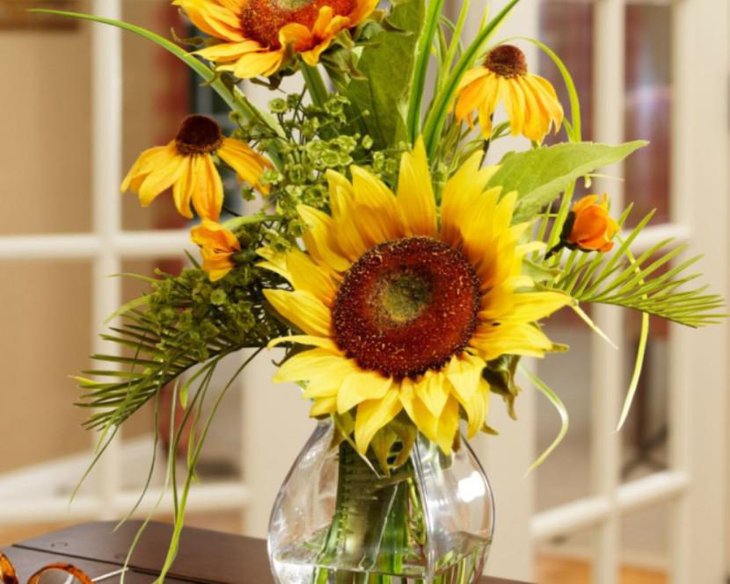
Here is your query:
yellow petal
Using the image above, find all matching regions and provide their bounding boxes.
[173,0,244,42]
[189,154,223,220]
[310,397,338,417]
[337,370,392,413]
[435,396,460,454]
[217,138,270,193]
[195,40,260,63]
[136,144,187,207]
[470,322,556,361]
[399,378,439,444]
[444,353,485,403]
[354,389,402,455]
[274,348,354,387]
[286,247,338,305]
[264,289,332,337]
[278,23,313,51]
[350,166,404,245]
[232,49,284,78]
[397,137,437,237]
[503,77,527,137]
[452,378,490,438]
[440,152,497,248]
[267,335,338,351]
[171,157,195,219]
[501,292,572,323]
[415,371,450,418]
[297,204,351,273]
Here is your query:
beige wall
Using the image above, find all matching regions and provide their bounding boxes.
[0,2,186,474]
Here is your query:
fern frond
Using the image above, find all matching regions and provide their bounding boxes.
[77,266,288,431]
[548,210,726,327]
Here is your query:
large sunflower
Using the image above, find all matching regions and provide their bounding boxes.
[175,0,379,79]
[260,140,571,455]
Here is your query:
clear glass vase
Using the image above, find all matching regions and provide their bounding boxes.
[268,420,494,583]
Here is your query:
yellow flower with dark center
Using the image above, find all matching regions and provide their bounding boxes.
[121,115,270,220]
[565,194,620,253]
[191,219,242,281]
[174,0,379,79]
[454,44,564,143]
[259,139,571,455]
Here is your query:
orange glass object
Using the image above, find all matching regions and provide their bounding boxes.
[0,552,95,584]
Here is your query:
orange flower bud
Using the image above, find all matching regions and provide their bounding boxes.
[563,194,619,253]
[190,219,242,281]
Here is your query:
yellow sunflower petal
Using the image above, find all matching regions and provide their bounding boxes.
[173,0,244,42]
[349,166,404,245]
[267,335,338,351]
[444,353,485,403]
[399,378,439,444]
[310,397,338,417]
[452,377,490,438]
[195,40,261,63]
[274,348,354,386]
[501,291,573,323]
[337,370,392,414]
[397,137,437,237]
[264,289,332,337]
[471,322,556,361]
[297,204,352,272]
[435,396,460,454]
[440,152,495,245]
[415,371,450,418]
[285,247,338,305]
[232,49,285,79]
[347,0,379,25]
[354,389,402,455]
[279,23,313,52]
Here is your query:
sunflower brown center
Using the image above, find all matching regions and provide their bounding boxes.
[332,237,481,380]
[175,115,223,156]
[484,44,527,78]
[240,0,356,50]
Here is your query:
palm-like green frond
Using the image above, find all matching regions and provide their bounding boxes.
[76,266,287,431]
[547,208,726,327]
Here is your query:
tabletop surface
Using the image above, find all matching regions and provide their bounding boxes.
[2,521,531,584]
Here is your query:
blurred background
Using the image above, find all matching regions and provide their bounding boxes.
[0,0,727,582]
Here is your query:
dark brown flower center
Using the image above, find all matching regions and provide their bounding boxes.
[240,0,356,50]
[332,237,481,380]
[484,45,527,78]
[175,115,223,156]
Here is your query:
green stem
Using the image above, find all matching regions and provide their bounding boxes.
[407,0,446,142]
[301,62,330,109]
[423,0,522,158]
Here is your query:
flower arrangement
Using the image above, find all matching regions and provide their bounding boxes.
[38,0,724,581]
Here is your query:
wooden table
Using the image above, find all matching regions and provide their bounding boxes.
[2,521,530,583]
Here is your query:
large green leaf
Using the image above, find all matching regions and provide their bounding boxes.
[488,141,648,222]
[345,0,425,149]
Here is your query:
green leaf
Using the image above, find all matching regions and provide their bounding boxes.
[520,366,569,472]
[345,0,426,149]
[488,141,648,223]
[31,9,283,138]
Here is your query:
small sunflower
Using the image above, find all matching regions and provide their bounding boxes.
[175,0,379,79]
[454,44,564,143]
[191,219,242,281]
[122,115,270,220]
[259,139,571,455]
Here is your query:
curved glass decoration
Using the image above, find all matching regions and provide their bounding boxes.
[268,421,494,583]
